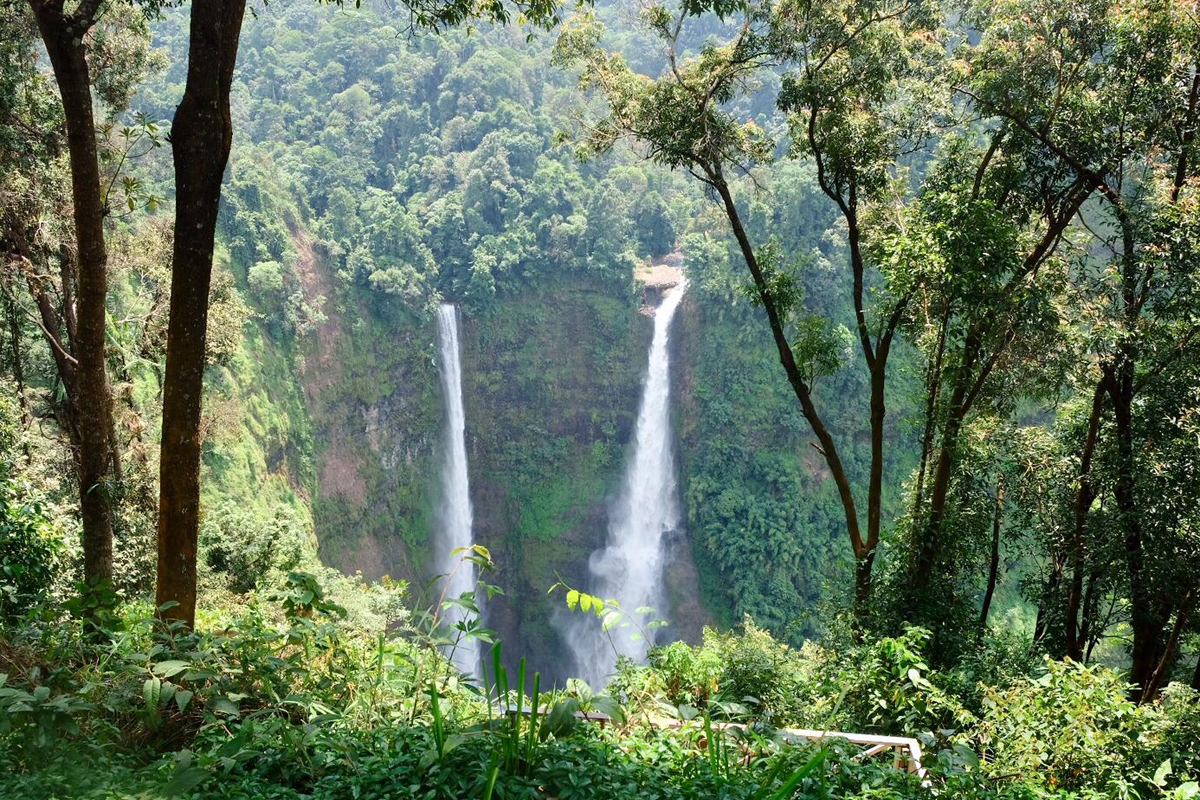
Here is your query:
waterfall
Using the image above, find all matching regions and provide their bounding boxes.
[434,303,481,680]
[568,280,687,688]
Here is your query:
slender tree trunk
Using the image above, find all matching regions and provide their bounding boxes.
[854,549,877,621]
[1078,566,1100,662]
[707,165,874,620]
[30,0,116,586]
[1034,554,1064,649]
[850,340,891,625]
[846,192,905,621]
[1086,591,1117,663]
[1109,363,1170,695]
[1099,191,1175,699]
[979,475,1005,634]
[911,304,949,524]
[912,350,974,593]
[805,144,907,624]
[908,183,1087,599]
[1067,384,1105,661]
[862,355,887,600]
[1142,588,1195,701]
[1192,649,1200,691]
[4,291,31,426]
[156,0,246,628]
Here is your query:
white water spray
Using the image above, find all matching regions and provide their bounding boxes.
[434,303,481,679]
[568,280,687,688]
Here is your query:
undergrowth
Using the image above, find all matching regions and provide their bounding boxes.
[1,547,1198,800]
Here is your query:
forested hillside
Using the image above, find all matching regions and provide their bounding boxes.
[2,0,1199,797]
[119,0,921,675]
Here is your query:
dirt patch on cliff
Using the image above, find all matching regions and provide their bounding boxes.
[288,226,371,527]
[803,442,831,482]
[291,228,345,406]
[318,440,367,504]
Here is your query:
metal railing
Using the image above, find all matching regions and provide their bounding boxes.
[771,726,927,782]
[500,705,930,786]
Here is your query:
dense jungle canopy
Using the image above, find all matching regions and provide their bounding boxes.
[1,0,1199,797]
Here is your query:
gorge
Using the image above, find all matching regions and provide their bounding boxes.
[5,0,1200,792]
[137,0,928,686]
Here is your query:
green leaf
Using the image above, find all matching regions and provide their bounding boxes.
[154,660,190,678]
[162,766,209,796]
[541,698,580,739]
[209,695,240,716]
[763,750,826,800]
[566,589,579,610]
[442,733,466,754]
[143,677,161,711]
[1155,759,1173,787]
[589,695,625,724]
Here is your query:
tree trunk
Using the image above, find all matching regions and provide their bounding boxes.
[1078,567,1100,662]
[979,475,1005,634]
[854,549,877,623]
[707,165,875,621]
[1142,588,1194,701]
[910,304,949,524]
[1108,364,1170,696]
[1034,553,1064,649]
[805,137,907,625]
[912,349,974,594]
[4,290,31,426]
[29,0,116,586]
[1066,384,1105,661]
[863,354,887,604]
[156,0,246,628]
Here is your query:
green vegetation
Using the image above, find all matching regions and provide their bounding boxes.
[1,0,1199,796]
[1,547,1198,799]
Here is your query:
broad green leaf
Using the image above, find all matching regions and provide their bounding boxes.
[154,660,190,678]
[209,695,240,716]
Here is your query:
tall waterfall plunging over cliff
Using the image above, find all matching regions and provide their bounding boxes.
[434,303,481,679]
[568,280,687,688]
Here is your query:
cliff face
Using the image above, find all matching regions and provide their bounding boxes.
[289,240,709,680]
[460,284,694,680]
[214,222,914,682]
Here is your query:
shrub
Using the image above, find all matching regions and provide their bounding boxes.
[0,480,61,621]
[973,658,1144,794]
[1138,683,1200,787]
[805,626,975,737]
[702,619,815,723]
[200,503,306,593]
[647,639,722,708]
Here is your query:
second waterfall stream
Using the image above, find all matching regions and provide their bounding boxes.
[567,279,688,688]
[434,303,481,680]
